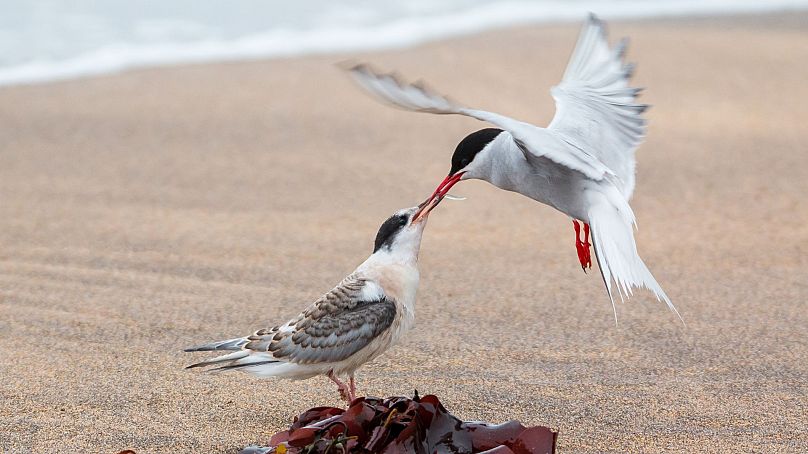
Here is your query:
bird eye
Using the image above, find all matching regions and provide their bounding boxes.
[399,216,408,226]
[460,158,469,167]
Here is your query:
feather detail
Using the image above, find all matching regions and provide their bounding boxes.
[347,63,614,182]
[185,275,406,377]
[549,14,647,199]
[586,188,682,323]
[183,337,246,352]
[186,350,249,369]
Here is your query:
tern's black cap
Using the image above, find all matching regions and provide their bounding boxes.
[374,212,409,253]
[450,128,503,175]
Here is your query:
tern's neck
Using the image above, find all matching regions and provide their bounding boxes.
[365,246,420,268]
[361,235,423,272]
[470,132,530,192]
[358,243,421,312]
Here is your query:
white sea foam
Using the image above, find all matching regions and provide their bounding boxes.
[2,0,807,87]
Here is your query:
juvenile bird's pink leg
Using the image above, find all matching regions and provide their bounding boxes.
[348,374,357,402]
[327,371,352,403]
[573,220,592,271]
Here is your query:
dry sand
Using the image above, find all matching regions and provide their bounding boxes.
[1,12,807,454]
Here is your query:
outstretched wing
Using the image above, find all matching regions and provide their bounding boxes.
[548,14,647,199]
[347,63,614,182]
[248,276,396,364]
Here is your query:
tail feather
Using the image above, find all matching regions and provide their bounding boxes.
[185,337,284,372]
[184,337,247,352]
[587,191,682,323]
[186,350,250,369]
[211,359,280,372]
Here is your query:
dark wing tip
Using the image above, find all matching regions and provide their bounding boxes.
[343,62,403,91]
[615,37,630,59]
[623,63,636,79]
[335,59,355,68]
[341,61,382,83]
[586,13,609,41]
[336,59,366,73]
[183,344,217,352]
[412,78,429,91]
[211,360,279,372]
[412,78,445,100]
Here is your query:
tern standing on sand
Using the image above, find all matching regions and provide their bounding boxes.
[348,15,679,320]
[185,200,439,402]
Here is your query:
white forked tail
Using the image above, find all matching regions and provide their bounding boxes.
[587,190,682,323]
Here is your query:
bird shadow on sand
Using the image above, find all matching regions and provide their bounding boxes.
[237,391,557,454]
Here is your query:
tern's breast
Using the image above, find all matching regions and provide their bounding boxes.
[486,136,590,220]
[333,266,419,375]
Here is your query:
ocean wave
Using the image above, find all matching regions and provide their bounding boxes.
[2,0,807,87]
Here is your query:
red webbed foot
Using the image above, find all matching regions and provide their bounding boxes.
[572,220,592,272]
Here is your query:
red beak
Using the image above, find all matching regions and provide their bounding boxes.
[430,172,465,202]
[411,193,441,223]
[412,172,465,222]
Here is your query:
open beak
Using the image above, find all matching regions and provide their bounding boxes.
[412,172,465,223]
[412,194,440,224]
[428,172,465,203]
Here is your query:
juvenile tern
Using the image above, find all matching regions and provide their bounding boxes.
[185,200,439,402]
[347,15,679,319]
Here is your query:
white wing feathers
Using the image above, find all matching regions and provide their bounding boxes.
[346,15,646,191]
[347,63,614,182]
[347,65,460,115]
[549,14,647,199]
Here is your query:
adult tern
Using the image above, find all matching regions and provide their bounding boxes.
[347,15,679,320]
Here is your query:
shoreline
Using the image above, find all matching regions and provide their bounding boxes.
[2,9,807,89]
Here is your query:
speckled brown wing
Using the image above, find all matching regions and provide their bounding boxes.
[243,275,397,365]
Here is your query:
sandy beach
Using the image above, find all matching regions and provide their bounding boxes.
[1,12,807,453]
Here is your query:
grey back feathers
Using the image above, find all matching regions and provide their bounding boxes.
[248,276,396,364]
[186,275,397,370]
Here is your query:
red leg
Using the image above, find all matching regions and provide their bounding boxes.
[327,370,351,404]
[348,373,357,402]
[583,223,592,270]
[572,220,592,272]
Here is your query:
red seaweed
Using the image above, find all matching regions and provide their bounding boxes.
[240,393,557,454]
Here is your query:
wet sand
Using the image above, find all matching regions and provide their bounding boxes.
[1,13,807,453]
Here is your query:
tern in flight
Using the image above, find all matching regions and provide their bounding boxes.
[347,15,679,320]
[185,201,440,402]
